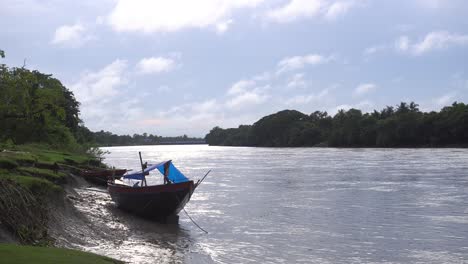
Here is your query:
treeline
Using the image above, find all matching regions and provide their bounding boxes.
[92,131,205,146]
[0,50,92,149]
[205,102,468,147]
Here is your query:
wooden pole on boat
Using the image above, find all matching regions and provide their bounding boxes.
[139,151,146,186]
[110,166,115,183]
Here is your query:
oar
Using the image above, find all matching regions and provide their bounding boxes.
[195,170,211,189]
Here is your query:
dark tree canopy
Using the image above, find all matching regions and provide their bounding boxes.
[205,102,468,148]
[0,62,84,147]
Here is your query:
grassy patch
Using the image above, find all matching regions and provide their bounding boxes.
[0,147,94,167]
[0,244,122,264]
[0,174,62,196]
[0,151,36,165]
[17,167,66,183]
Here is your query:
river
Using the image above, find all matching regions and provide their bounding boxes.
[70,145,468,263]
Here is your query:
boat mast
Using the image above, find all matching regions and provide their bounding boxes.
[139,151,147,186]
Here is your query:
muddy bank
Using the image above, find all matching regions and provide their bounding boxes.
[0,226,18,244]
[48,173,202,264]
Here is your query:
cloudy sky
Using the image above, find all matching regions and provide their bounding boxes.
[1,0,468,136]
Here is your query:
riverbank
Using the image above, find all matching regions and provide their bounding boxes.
[0,144,121,262]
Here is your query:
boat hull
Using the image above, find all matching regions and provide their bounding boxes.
[107,181,195,220]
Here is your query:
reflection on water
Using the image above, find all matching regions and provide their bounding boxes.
[76,145,468,263]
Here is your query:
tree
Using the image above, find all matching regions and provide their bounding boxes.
[250,110,307,146]
[0,65,80,147]
[204,101,468,148]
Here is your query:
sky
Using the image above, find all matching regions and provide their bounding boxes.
[1,0,468,137]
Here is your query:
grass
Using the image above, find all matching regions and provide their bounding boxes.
[0,174,62,195]
[18,167,66,183]
[0,244,122,264]
[0,145,94,167]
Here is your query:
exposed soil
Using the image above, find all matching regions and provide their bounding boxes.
[48,174,193,264]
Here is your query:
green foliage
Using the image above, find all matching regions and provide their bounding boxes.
[0,49,4,58]
[205,102,468,147]
[0,148,91,167]
[251,110,307,147]
[0,244,123,264]
[205,125,252,146]
[0,63,82,148]
[0,174,62,196]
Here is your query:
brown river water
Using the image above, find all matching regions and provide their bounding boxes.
[55,145,468,263]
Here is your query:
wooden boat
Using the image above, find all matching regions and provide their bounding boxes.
[108,158,209,222]
[80,168,127,185]
[108,180,195,220]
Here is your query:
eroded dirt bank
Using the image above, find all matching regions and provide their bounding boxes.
[49,174,196,264]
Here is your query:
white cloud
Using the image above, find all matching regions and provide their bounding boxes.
[67,59,143,133]
[435,92,456,106]
[416,0,444,9]
[266,0,323,23]
[364,45,387,56]
[107,0,264,33]
[228,79,256,95]
[51,23,92,47]
[136,57,177,75]
[325,1,357,20]
[226,83,270,110]
[395,36,410,52]
[266,0,360,23]
[69,59,128,104]
[285,88,330,105]
[226,88,269,109]
[193,99,221,113]
[216,19,233,34]
[353,83,377,97]
[226,77,270,110]
[287,73,306,88]
[396,31,468,55]
[277,54,332,74]
[331,100,374,114]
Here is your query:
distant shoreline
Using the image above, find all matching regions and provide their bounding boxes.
[98,142,207,147]
[204,145,468,149]
[100,144,468,149]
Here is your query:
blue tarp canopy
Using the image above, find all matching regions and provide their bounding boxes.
[123,160,189,183]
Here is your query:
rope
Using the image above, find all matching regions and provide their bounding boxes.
[183,208,208,234]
